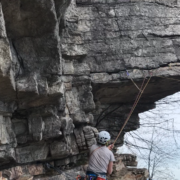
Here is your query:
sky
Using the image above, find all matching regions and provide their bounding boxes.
[118,92,180,180]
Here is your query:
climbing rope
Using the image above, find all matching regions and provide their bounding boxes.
[112,73,152,146]
[126,70,142,92]
[111,65,180,145]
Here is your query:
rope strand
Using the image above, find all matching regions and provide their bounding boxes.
[112,75,152,146]
[112,66,180,146]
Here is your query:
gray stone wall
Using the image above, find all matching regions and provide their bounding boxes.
[0,0,180,179]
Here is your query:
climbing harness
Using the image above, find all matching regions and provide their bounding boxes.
[86,171,106,180]
[86,173,97,180]
[76,175,86,180]
[85,147,107,180]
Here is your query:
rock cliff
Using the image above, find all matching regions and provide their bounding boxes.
[0,0,180,179]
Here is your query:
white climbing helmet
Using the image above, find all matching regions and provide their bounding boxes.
[98,131,111,144]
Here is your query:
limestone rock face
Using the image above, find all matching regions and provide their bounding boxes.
[109,154,148,180]
[0,0,180,179]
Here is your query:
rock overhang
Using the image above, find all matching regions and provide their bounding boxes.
[91,69,180,105]
[0,0,180,178]
[70,0,180,106]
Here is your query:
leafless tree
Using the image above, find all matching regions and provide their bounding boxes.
[123,92,180,180]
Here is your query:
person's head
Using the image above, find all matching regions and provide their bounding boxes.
[97,131,111,145]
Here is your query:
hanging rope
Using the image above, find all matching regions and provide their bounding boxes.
[112,65,180,145]
[126,70,142,92]
[112,73,152,146]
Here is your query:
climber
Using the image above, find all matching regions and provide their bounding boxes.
[86,131,115,180]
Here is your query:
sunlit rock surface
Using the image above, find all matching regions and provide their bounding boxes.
[0,0,180,179]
